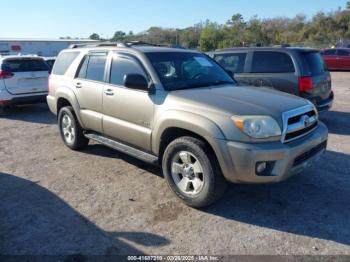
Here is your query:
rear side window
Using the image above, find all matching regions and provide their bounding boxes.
[2,59,49,72]
[52,52,79,75]
[77,53,107,82]
[251,51,295,73]
[337,50,350,56]
[110,54,146,86]
[301,52,326,75]
[214,53,247,73]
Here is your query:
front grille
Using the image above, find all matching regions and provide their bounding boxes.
[293,141,327,167]
[282,105,318,143]
[285,122,318,141]
[288,111,316,125]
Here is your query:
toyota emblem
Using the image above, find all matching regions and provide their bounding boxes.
[302,115,311,127]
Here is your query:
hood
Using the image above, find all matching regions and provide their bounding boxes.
[167,85,309,125]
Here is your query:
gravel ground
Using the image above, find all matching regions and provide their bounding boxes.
[0,72,349,256]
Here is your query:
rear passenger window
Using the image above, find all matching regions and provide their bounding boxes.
[323,49,337,56]
[251,52,295,73]
[337,50,350,56]
[214,53,247,73]
[52,52,79,75]
[110,54,146,86]
[77,53,107,82]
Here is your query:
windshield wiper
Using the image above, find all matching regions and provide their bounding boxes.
[206,80,234,86]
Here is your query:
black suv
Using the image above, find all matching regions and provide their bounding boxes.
[210,47,334,112]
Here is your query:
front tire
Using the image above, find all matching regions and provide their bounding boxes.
[58,106,89,150]
[162,136,227,208]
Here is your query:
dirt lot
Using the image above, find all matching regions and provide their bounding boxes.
[0,72,350,256]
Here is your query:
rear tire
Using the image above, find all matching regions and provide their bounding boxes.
[162,136,227,208]
[58,106,89,150]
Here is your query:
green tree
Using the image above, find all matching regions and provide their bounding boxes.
[89,33,100,40]
[199,21,224,51]
[111,31,126,42]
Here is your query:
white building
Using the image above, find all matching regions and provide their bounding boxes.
[0,38,97,57]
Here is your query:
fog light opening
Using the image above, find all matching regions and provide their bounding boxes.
[256,161,275,176]
[256,162,267,173]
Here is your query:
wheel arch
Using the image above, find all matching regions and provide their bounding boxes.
[55,87,85,128]
[153,111,226,160]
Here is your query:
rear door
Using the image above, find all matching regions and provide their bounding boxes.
[74,52,108,133]
[2,58,49,95]
[249,51,297,94]
[213,52,248,84]
[321,49,337,70]
[336,49,350,70]
[300,51,331,101]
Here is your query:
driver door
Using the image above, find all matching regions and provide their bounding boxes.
[102,52,154,151]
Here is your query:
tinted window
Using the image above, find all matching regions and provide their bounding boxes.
[251,51,295,73]
[77,56,89,79]
[2,59,49,72]
[146,52,235,91]
[77,53,107,82]
[45,59,55,69]
[52,52,79,75]
[214,53,247,73]
[301,52,326,75]
[323,49,337,56]
[110,54,146,86]
[337,50,350,56]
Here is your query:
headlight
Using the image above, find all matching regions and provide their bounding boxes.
[232,115,281,139]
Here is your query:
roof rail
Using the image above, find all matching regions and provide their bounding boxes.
[273,44,291,48]
[69,41,166,49]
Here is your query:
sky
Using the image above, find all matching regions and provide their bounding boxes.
[1,0,347,39]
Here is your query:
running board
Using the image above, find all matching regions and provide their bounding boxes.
[84,132,158,164]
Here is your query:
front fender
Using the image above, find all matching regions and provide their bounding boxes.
[152,110,226,155]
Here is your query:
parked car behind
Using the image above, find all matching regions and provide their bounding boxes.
[320,48,350,71]
[210,47,334,112]
[0,55,50,114]
[44,57,56,70]
[47,43,328,207]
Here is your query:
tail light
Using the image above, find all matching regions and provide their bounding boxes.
[298,76,313,93]
[0,71,14,79]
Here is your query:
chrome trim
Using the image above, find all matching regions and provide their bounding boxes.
[286,115,318,133]
[281,104,318,143]
[284,125,318,143]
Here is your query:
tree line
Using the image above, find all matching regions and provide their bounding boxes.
[87,5,350,51]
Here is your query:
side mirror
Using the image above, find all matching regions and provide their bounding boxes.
[124,74,149,91]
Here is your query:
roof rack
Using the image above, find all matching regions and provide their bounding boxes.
[69,41,166,49]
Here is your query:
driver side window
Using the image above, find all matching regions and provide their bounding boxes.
[109,54,147,87]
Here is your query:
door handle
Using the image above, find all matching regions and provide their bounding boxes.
[75,82,82,89]
[104,89,114,96]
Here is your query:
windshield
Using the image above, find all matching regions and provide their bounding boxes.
[145,52,236,91]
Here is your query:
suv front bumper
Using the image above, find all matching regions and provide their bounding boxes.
[209,122,328,184]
